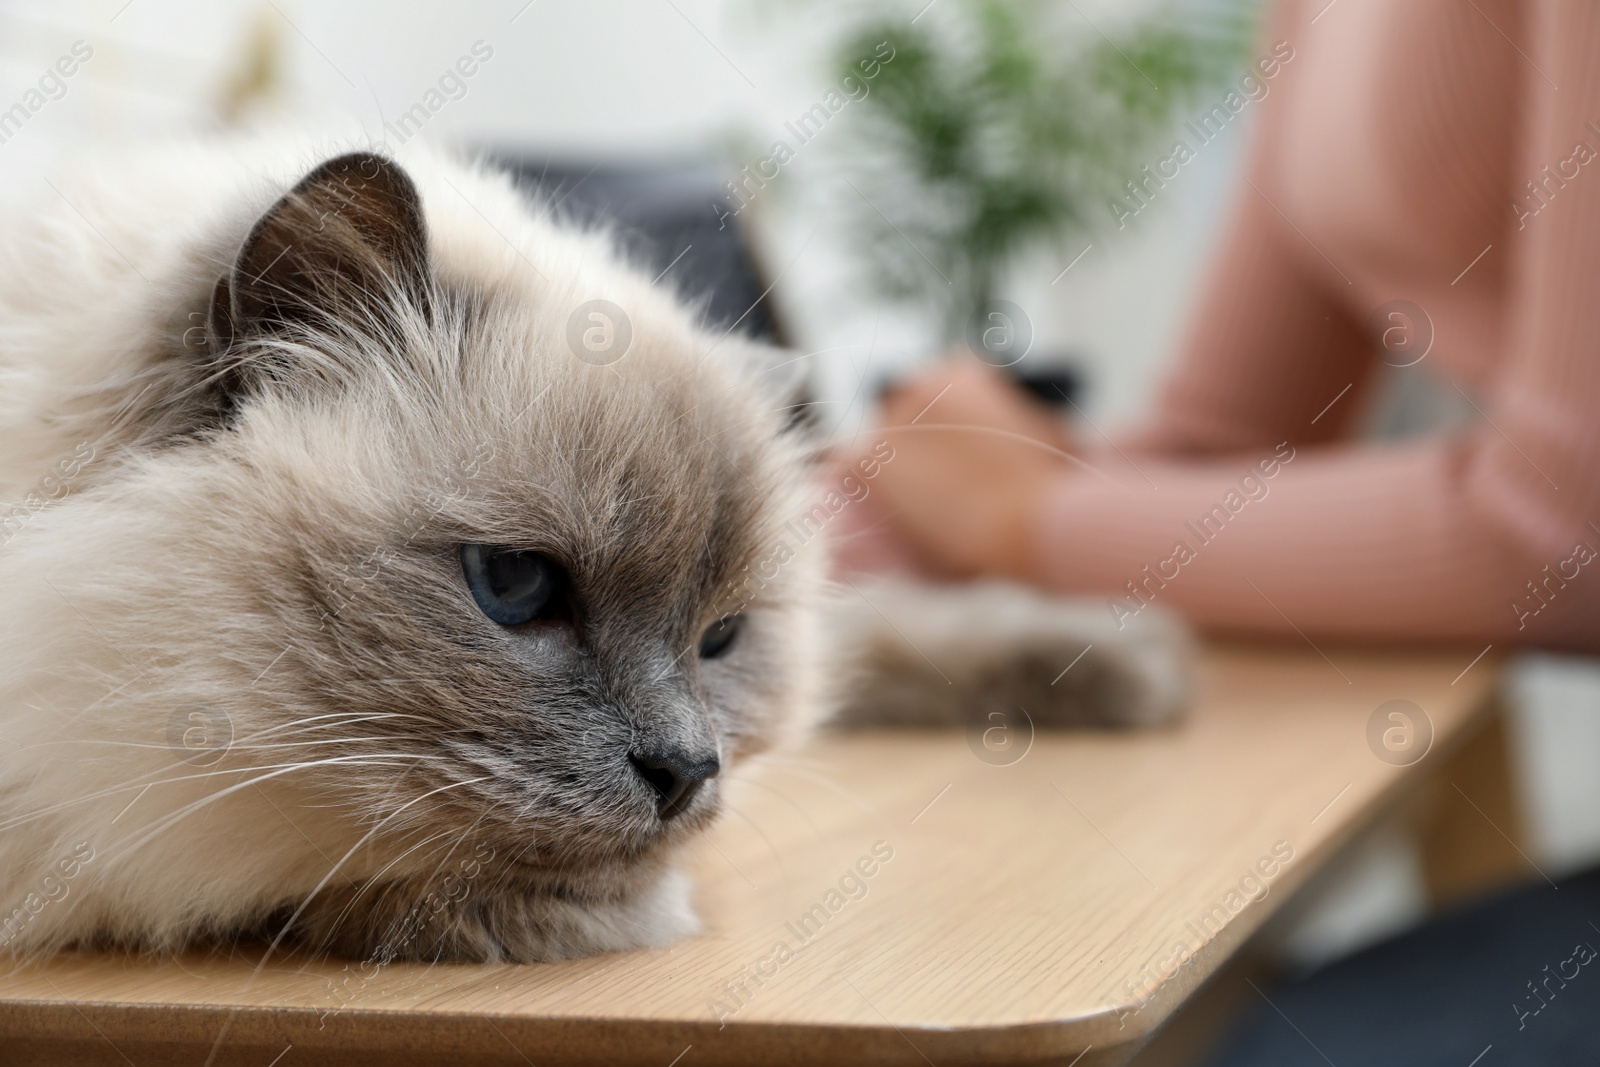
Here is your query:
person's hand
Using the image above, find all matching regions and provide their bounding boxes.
[840,357,1077,580]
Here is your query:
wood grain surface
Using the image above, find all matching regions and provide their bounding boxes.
[0,642,1505,1067]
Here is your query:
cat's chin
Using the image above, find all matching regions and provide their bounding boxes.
[468,862,702,963]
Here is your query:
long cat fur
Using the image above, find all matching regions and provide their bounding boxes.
[0,134,1189,964]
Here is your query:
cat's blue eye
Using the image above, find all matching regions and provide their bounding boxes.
[460,544,563,627]
[699,615,743,659]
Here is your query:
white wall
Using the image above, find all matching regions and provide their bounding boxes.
[0,0,1219,424]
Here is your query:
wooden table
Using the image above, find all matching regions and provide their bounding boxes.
[0,643,1516,1067]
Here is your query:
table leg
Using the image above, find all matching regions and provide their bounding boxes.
[1418,701,1534,908]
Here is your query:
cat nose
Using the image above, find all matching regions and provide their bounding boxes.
[629,749,720,820]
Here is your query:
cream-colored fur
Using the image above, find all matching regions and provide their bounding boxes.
[0,133,824,960]
[0,132,1187,964]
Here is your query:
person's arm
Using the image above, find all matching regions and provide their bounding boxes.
[842,0,1383,577]
[1029,0,1600,652]
[1119,178,1373,454]
[1116,0,1375,459]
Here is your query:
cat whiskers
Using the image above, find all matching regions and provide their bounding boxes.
[96,754,455,867]
[196,772,499,1066]
[0,751,453,836]
[749,755,897,836]
[310,806,501,952]
[707,798,791,885]
[716,773,834,862]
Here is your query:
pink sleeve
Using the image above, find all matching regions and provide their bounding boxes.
[1113,0,1376,457]
[1029,0,1600,654]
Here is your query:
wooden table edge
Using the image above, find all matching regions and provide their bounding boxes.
[0,651,1510,1065]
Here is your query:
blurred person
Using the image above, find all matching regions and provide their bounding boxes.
[840,4,1600,1057]
[836,0,1600,657]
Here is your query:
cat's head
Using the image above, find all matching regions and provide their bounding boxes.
[105,153,822,908]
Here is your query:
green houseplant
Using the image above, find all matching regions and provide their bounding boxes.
[818,0,1254,343]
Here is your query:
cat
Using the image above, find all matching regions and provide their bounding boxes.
[0,135,1189,964]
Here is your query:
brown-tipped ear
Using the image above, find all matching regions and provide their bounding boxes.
[721,337,818,437]
[208,152,432,354]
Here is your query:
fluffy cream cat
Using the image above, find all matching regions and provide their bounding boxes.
[0,136,1188,964]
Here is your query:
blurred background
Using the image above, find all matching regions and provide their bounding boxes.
[2,0,1597,1020]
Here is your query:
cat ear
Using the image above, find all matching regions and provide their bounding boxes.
[778,374,818,434]
[208,152,433,358]
[720,337,818,438]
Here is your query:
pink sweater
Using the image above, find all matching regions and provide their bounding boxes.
[1029,0,1600,653]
